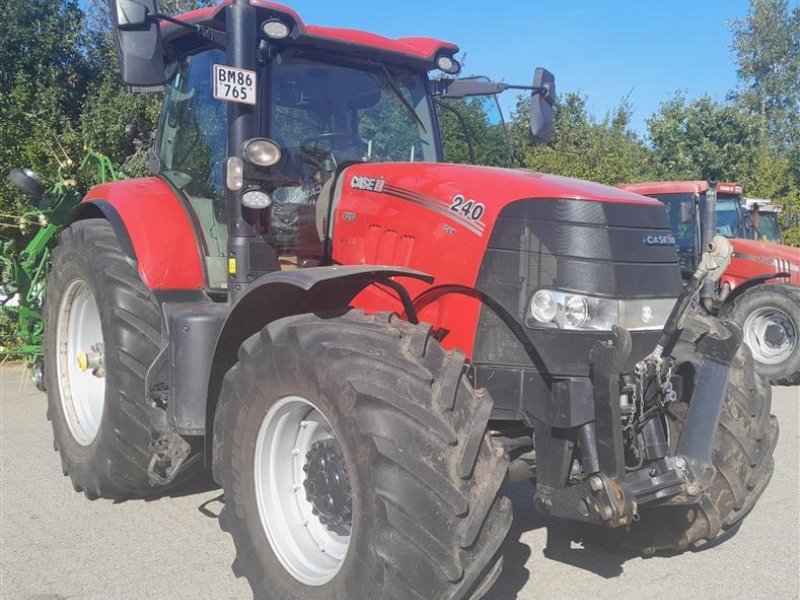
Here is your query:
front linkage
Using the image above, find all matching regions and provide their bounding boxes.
[534,236,744,529]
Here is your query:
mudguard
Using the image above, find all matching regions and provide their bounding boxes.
[718,272,789,315]
[153,265,433,439]
[75,177,205,290]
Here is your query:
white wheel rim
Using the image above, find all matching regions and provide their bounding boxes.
[55,279,105,446]
[254,395,351,586]
[743,306,797,365]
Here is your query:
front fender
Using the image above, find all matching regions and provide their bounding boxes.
[157,266,433,447]
[75,178,205,290]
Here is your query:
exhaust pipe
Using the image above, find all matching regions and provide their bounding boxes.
[700,177,718,311]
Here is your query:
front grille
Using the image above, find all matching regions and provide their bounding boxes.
[473,198,682,372]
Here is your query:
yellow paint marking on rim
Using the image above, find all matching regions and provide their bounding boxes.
[77,352,89,372]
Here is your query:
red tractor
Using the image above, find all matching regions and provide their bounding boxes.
[37,1,777,598]
[620,180,800,386]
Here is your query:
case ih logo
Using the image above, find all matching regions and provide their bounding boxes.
[717,183,743,195]
[644,234,676,247]
[351,176,386,193]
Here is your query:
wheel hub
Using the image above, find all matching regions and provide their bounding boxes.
[303,439,352,530]
[764,323,787,348]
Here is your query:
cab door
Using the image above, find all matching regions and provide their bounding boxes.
[156,50,229,289]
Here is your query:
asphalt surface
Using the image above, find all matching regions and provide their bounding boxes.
[1,362,798,600]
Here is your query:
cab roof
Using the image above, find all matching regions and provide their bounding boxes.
[619,181,744,196]
[165,0,459,70]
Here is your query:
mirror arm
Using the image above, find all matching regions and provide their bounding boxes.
[151,12,227,48]
[433,99,477,164]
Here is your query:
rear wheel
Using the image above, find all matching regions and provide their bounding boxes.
[213,310,512,600]
[728,284,800,386]
[44,219,198,499]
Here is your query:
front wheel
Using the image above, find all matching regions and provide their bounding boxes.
[213,311,512,600]
[728,283,800,386]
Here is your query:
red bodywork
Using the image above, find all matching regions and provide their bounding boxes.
[725,238,800,288]
[336,164,660,356]
[619,181,800,290]
[84,165,658,357]
[165,1,459,67]
[84,179,205,290]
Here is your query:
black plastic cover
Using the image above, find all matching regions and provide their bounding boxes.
[472,198,683,420]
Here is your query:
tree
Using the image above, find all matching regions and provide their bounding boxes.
[438,97,510,166]
[0,0,94,225]
[518,92,653,185]
[730,0,800,151]
[647,92,759,181]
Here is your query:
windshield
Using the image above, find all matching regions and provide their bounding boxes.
[754,211,782,242]
[267,52,437,178]
[652,192,746,271]
[715,197,745,238]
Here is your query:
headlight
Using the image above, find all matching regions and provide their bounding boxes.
[242,138,282,167]
[526,289,676,331]
[241,189,272,209]
[436,54,461,74]
[261,19,291,40]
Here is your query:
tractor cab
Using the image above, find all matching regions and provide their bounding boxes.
[744,198,784,243]
[117,0,555,290]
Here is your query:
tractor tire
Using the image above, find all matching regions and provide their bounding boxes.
[615,316,778,554]
[727,283,800,386]
[43,219,198,499]
[9,167,46,199]
[213,310,512,600]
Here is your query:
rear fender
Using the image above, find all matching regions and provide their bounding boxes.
[72,178,205,290]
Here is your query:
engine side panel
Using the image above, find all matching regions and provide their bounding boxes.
[330,162,662,357]
[83,178,205,290]
[725,238,800,289]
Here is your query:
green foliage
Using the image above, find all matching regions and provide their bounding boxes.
[730,0,800,152]
[647,93,759,181]
[0,0,92,241]
[515,92,653,185]
[438,97,509,166]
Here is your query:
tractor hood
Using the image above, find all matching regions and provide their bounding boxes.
[338,162,660,231]
[729,238,800,285]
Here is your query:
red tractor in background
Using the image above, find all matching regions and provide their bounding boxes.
[621,180,800,386]
[24,1,778,598]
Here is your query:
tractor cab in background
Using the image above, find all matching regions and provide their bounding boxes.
[744,197,785,243]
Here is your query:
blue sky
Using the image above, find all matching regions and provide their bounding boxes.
[289,0,754,136]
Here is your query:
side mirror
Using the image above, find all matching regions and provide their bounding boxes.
[530,67,556,144]
[109,0,167,87]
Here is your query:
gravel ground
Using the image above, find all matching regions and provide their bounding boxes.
[1,363,798,600]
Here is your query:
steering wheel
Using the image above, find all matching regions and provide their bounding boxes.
[299,133,366,162]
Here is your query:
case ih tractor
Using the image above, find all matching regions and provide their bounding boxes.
[620,180,800,386]
[39,1,778,598]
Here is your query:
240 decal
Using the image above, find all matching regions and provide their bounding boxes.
[449,195,485,222]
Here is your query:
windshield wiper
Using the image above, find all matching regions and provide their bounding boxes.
[373,65,428,134]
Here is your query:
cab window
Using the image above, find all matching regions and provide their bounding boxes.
[157,49,229,289]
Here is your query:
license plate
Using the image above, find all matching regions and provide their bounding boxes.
[212,64,256,106]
